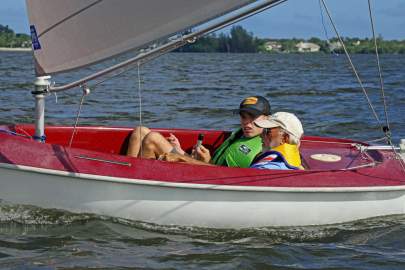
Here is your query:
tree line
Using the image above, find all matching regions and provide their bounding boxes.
[1,23,405,54]
[176,26,405,54]
[176,26,263,53]
[0,24,31,48]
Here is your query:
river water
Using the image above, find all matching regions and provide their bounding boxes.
[1,51,405,269]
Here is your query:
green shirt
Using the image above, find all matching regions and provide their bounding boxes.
[212,129,262,168]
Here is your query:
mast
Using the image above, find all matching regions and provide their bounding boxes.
[32,76,50,142]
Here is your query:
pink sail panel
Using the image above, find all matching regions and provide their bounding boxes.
[26,0,258,75]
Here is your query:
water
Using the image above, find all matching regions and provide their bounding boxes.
[1,51,405,269]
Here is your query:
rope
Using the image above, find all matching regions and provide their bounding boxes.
[386,137,405,173]
[0,128,32,139]
[367,0,391,142]
[365,1,405,173]
[315,1,401,174]
[137,62,143,157]
[68,86,89,147]
[87,44,181,92]
[14,126,33,139]
[318,0,335,54]
[318,0,329,40]
[66,56,147,156]
[319,0,384,133]
[394,148,405,173]
[89,63,138,90]
[365,137,387,144]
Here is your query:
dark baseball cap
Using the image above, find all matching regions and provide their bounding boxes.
[233,96,271,117]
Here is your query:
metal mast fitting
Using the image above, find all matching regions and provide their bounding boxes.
[32,76,51,142]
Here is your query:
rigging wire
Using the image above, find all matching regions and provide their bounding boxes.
[318,0,335,55]
[137,62,143,158]
[318,0,329,40]
[367,0,391,142]
[68,86,90,147]
[87,42,185,92]
[319,0,384,133]
[89,65,138,90]
[320,0,405,173]
[366,0,405,172]
[365,137,388,144]
[0,129,32,139]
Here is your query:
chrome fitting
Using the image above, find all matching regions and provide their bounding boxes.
[400,139,405,154]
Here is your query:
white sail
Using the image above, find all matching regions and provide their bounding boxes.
[26,0,263,76]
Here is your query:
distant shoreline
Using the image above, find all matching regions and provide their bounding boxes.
[0,47,31,52]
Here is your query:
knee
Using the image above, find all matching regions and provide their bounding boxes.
[143,131,161,146]
[130,126,151,141]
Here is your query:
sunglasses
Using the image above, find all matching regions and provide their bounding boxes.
[262,128,272,136]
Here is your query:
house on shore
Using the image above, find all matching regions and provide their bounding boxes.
[295,42,320,52]
[352,40,361,46]
[264,41,282,52]
[329,41,342,51]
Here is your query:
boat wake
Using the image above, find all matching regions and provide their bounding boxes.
[0,202,97,225]
[1,202,405,245]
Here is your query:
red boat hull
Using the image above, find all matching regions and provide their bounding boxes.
[0,124,404,188]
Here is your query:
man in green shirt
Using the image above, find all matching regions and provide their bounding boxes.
[127,96,271,167]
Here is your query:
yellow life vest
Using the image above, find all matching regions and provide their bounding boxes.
[270,143,303,169]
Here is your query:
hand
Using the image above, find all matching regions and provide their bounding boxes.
[166,133,185,155]
[159,152,188,163]
[160,149,214,166]
[195,145,211,163]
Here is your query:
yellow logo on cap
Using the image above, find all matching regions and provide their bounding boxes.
[242,97,258,105]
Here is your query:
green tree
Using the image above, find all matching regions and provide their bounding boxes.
[217,32,230,53]
[0,24,31,47]
[229,26,257,53]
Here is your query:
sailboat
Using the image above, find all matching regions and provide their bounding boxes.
[1,0,405,228]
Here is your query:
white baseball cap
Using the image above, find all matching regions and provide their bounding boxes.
[254,112,304,140]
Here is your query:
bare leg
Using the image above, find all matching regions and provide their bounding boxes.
[127,126,151,157]
[140,131,174,159]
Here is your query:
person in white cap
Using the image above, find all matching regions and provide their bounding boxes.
[250,112,304,170]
